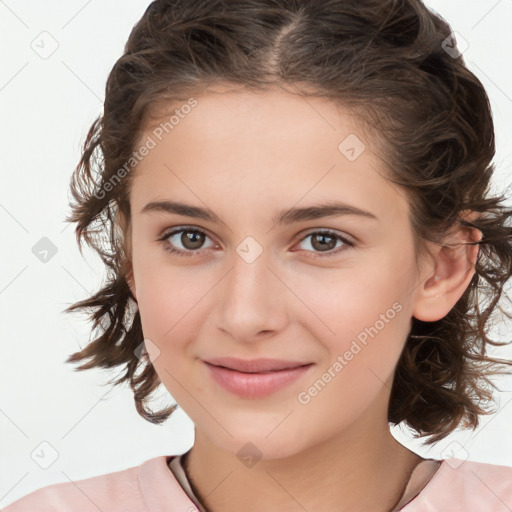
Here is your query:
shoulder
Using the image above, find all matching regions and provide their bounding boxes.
[404,457,512,512]
[2,456,171,512]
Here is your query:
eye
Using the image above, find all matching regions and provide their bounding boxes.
[293,229,354,258]
[158,227,217,257]
[158,227,355,258]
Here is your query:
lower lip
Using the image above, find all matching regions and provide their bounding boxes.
[203,362,314,399]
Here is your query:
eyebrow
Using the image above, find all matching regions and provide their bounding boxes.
[140,199,378,225]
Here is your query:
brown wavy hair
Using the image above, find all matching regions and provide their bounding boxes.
[64,0,512,445]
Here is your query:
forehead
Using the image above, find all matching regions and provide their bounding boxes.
[131,87,410,223]
[143,85,365,148]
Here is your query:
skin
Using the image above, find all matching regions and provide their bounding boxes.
[123,85,481,512]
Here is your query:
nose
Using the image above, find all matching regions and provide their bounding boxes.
[214,246,288,342]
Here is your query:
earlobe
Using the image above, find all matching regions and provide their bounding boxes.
[412,213,482,322]
[126,268,137,301]
[117,210,137,301]
[125,257,137,302]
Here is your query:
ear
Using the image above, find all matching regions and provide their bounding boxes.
[412,211,483,322]
[126,266,137,302]
[117,209,137,301]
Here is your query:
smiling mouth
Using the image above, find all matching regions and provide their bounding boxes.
[208,363,313,374]
[203,357,314,373]
[203,361,315,399]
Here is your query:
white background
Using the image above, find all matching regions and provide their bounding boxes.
[1,0,511,507]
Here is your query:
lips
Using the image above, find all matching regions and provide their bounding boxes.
[203,359,315,399]
[204,357,312,373]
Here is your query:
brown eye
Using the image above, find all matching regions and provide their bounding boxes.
[159,227,216,257]
[296,230,354,258]
[180,230,206,250]
[310,232,338,251]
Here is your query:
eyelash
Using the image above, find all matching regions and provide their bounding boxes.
[158,226,355,259]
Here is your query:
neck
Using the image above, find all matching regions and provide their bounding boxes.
[183,413,423,512]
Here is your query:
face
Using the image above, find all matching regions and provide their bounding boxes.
[125,86,430,460]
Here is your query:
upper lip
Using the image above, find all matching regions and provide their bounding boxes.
[204,357,313,373]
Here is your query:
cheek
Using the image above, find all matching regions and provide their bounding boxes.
[135,278,201,402]
[293,258,410,340]
[133,260,216,377]
[137,277,203,350]
[293,274,411,431]
[289,253,414,386]
[133,240,204,333]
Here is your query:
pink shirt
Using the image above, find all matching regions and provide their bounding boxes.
[3,454,512,511]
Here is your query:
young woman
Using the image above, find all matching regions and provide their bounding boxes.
[5,0,512,510]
